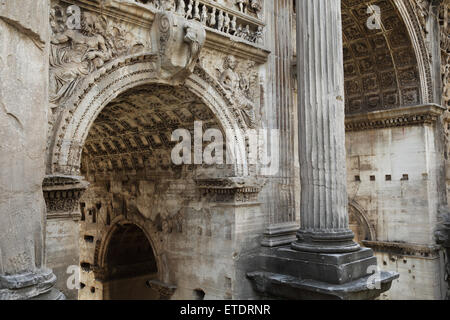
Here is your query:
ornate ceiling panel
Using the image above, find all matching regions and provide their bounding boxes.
[81,84,221,174]
[342,0,422,114]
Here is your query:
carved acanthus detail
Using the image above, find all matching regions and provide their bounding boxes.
[43,175,89,219]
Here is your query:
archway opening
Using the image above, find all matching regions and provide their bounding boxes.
[103,223,158,300]
[77,83,226,300]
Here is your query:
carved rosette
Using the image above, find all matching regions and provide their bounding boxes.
[43,175,89,220]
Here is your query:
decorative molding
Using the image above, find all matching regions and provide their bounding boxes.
[345,103,445,132]
[362,240,442,258]
[195,177,262,202]
[43,175,89,220]
[397,0,433,104]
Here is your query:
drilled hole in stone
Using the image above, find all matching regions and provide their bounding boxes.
[194,289,205,300]
[80,262,91,272]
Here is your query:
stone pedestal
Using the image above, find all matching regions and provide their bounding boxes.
[248,246,398,300]
[248,0,398,299]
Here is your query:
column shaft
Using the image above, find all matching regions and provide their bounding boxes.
[292,0,359,253]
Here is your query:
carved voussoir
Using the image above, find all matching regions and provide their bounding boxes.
[150,11,206,82]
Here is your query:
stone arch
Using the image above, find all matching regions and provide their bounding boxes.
[348,200,376,243]
[95,215,163,281]
[93,216,163,300]
[47,52,249,177]
[342,0,434,114]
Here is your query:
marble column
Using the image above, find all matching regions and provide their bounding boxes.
[292,0,360,253]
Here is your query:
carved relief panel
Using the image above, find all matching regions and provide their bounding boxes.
[199,48,262,129]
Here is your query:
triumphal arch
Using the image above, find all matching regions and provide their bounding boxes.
[0,0,449,300]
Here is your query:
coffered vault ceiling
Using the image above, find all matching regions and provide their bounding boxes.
[342,0,422,114]
[81,84,221,174]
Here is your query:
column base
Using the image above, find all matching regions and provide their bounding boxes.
[292,229,361,253]
[247,270,398,300]
[261,222,298,247]
[0,269,65,300]
[247,246,399,299]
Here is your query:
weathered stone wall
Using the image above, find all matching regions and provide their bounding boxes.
[346,117,447,299]
[77,170,264,300]
[46,218,80,299]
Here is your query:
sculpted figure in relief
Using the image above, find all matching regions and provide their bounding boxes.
[184,25,202,71]
[200,5,208,24]
[236,0,247,13]
[218,55,257,128]
[50,9,111,104]
[217,10,224,32]
[209,7,217,27]
[249,0,262,15]
[193,1,201,20]
[49,6,144,105]
[230,16,237,35]
[224,12,231,34]
[185,0,193,19]
[176,0,186,15]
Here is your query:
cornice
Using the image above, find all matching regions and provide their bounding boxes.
[345,104,445,132]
